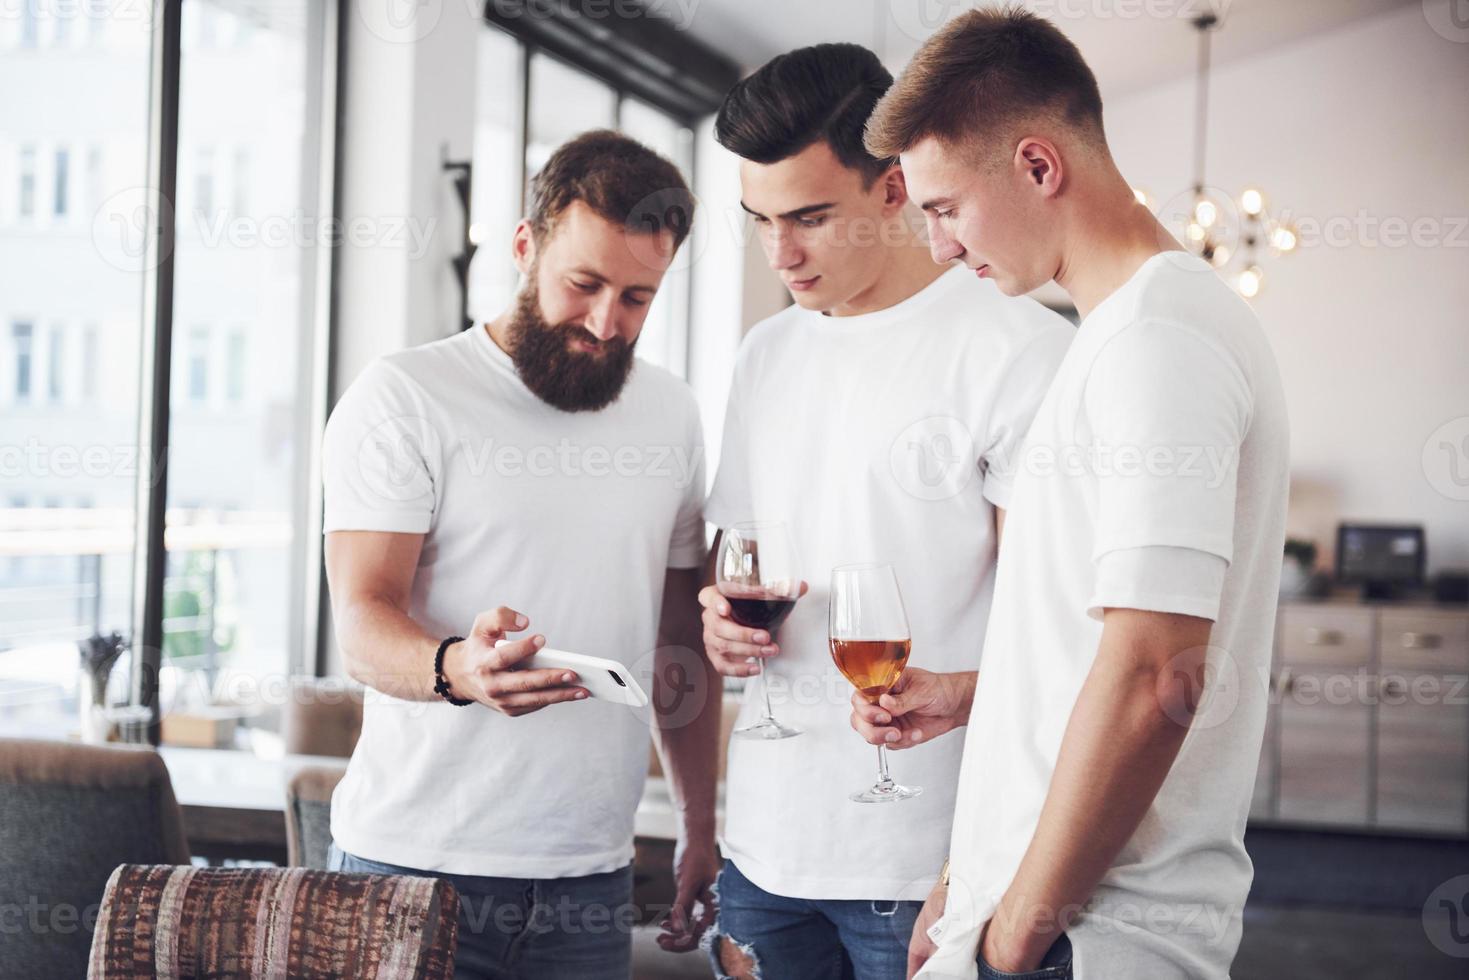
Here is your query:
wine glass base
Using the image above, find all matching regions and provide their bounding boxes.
[733,718,803,740]
[850,783,922,803]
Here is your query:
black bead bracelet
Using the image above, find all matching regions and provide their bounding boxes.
[433,635,472,706]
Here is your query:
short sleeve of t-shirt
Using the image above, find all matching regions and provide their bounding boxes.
[322,360,443,535]
[979,324,1072,510]
[667,398,708,569]
[703,366,750,533]
[1089,545,1228,621]
[1083,318,1251,567]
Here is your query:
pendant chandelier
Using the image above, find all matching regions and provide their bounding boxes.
[1148,13,1297,298]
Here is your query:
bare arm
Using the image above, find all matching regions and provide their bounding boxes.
[324,530,439,699]
[653,566,722,844]
[980,608,1213,971]
[324,530,586,711]
[653,564,724,953]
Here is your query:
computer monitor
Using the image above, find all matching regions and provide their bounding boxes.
[1335,524,1426,600]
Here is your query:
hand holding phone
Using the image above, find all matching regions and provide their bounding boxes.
[496,641,649,707]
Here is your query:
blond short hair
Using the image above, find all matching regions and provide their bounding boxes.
[865,6,1105,161]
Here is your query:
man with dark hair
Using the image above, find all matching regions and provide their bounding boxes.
[698,43,1072,980]
[858,9,1289,979]
[320,130,721,979]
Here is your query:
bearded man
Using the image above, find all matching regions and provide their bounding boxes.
[320,130,721,980]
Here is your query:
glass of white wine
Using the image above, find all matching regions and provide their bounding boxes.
[829,562,921,803]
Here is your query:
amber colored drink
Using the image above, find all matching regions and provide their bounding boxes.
[830,638,911,704]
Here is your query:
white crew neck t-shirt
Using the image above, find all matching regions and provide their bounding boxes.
[705,266,1073,901]
[921,253,1290,979]
[321,325,706,878]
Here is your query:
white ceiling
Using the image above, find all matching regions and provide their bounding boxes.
[677,0,1417,99]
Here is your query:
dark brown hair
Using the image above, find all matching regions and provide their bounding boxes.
[528,129,695,249]
[715,43,896,186]
[865,6,1105,160]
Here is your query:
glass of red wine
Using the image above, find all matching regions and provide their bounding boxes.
[718,522,803,740]
[829,562,921,802]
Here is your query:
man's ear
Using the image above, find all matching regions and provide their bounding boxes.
[1014,138,1063,198]
[880,164,910,214]
[511,219,537,277]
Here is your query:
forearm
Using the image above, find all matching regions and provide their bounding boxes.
[655,568,721,844]
[949,670,978,724]
[334,594,442,701]
[656,653,722,842]
[988,623,1201,963]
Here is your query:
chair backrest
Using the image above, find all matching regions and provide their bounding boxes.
[282,676,365,758]
[0,739,192,980]
[88,864,458,980]
[284,764,347,868]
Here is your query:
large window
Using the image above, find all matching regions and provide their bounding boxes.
[470,27,697,377]
[163,0,331,734]
[0,0,338,745]
[0,9,151,739]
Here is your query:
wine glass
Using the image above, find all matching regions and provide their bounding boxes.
[829,562,922,803]
[718,522,803,740]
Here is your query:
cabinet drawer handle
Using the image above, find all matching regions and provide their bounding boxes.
[1400,632,1441,650]
[1303,627,1342,646]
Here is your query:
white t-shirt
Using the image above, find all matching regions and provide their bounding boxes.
[921,253,1290,979]
[705,266,1073,901]
[321,325,706,878]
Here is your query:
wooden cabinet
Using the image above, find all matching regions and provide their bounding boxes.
[1376,675,1469,832]
[1276,667,1373,825]
[1253,602,1469,837]
[1279,605,1374,668]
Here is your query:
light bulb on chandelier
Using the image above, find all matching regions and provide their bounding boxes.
[1238,265,1264,299]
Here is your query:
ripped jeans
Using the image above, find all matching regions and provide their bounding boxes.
[707,859,921,980]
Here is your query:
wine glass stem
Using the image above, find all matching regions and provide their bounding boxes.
[875,743,895,790]
[759,664,777,721]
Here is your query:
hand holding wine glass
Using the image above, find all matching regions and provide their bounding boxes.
[829,562,922,802]
[847,667,976,749]
[709,522,805,740]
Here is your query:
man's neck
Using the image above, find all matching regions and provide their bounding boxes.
[826,220,948,318]
[484,314,514,356]
[1054,174,1186,321]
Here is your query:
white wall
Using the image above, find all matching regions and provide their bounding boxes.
[1105,0,1469,574]
[325,0,479,673]
[332,0,478,397]
[688,121,790,489]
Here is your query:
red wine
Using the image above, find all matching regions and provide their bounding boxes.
[721,590,797,632]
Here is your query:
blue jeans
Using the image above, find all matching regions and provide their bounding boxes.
[328,844,635,980]
[977,932,1072,979]
[708,859,922,980]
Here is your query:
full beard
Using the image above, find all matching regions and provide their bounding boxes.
[506,277,637,413]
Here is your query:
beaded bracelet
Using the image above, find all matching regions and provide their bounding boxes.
[433,636,472,706]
